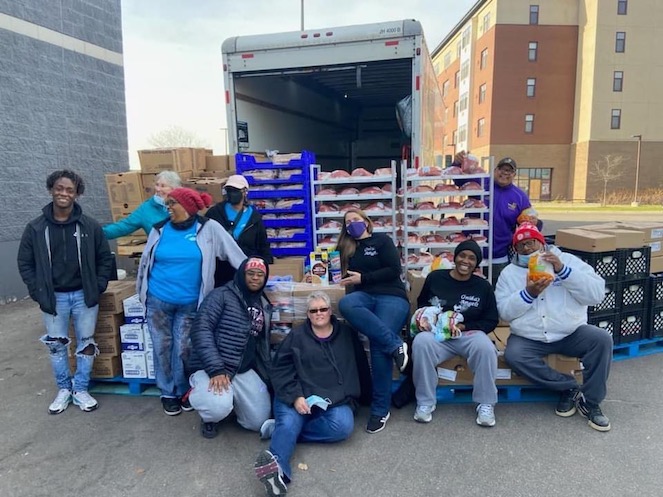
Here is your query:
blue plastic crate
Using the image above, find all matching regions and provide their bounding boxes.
[263,218,309,229]
[268,232,312,244]
[248,188,308,199]
[272,246,314,258]
[235,150,315,172]
[244,174,308,185]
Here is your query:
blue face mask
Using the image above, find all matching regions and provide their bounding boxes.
[153,194,166,207]
[306,395,332,411]
[346,221,367,239]
[515,250,542,268]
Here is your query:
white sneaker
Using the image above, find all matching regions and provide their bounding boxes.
[414,404,436,423]
[48,388,72,415]
[72,391,99,412]
[260,418,276,440]
[476,403,495,427]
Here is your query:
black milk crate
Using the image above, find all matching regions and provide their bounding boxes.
[588,313,618,343]
[588,281,619,316]
[649,305,663,339]
[619,246,651,281]
[650,273,663,308]
[616,309,646,345]
[618,278,649,312]
[566,250,620,283]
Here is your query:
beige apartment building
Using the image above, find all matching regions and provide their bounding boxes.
[432,0,663,201]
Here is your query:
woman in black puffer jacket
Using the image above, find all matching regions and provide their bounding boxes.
[186,257,273,439]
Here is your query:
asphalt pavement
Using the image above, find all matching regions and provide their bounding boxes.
[2,210,663,497]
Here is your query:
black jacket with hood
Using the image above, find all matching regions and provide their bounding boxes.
[206,201,273,287]
[17,203,113,315]
[271,315,366,407]
[187,257,272,385]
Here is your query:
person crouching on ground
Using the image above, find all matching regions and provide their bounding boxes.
[412,240,499,426]
[254,291,363,496]
[17,169,114,414]
[495,223,612,431]
[187,257,273,439]
[137,187,247,416]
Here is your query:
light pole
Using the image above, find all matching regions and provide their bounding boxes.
[300,0,304,30]
[631,134,642,207]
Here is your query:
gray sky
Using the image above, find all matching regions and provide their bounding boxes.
[121,0,476,165]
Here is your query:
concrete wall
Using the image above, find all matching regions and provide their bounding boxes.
[0,0,128,300]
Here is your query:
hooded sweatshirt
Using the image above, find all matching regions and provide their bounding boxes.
[234,259,268,373]
[44,203,83,291]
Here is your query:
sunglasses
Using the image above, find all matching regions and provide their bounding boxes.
[308,307,330,314]
[165,199,179,207]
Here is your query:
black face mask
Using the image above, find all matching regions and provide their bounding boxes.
[226,188,244,206]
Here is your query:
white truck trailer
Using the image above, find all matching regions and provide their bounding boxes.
[221,19,443,171]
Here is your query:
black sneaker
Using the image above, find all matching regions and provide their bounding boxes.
[180,398,194,412]
[576,397,611,432]
[201,421,220,439]
[162,397,182,416]
[393,342,409,372]
[555,389,579,417]
[366,412,391,434]
[254,449,287,496]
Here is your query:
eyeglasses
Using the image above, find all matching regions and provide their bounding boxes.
[497,167,516,176]
[308,307,330,314]
[516,239,540,250]
[165,199,179,207]
[246,270,266,278]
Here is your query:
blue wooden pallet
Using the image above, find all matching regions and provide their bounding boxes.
[90,376,159,396]
[434,384,558,404]
[612,337,663,361]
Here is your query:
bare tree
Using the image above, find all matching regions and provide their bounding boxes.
[589,154,628,206]
[148,125,210,148]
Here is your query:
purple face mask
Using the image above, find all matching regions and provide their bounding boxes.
[346,220,367,239]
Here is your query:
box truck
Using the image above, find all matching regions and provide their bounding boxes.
[221,19,443,171]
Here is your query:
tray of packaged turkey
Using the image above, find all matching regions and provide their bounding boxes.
[310,162,399,250]
[401,160,493,271]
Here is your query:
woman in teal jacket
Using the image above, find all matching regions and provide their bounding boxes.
[103,171,181,239]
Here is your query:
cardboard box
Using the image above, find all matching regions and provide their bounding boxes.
[96,334,121,356]
[122,294,146,323]
[555,229,616,253]
[205,155,234,172]
[292,283,345,319]
[122,351,147,379]
[145,350,155,379]
[105,172,143,206]
[269,257,306,282]
[590,229,644,249]
[139,171,193,199]
[182,177,227,204]
[407,270,427,314]
[651,256,663,273]
[99,280,137,314]
[120,323,145,351]
[92,356,121,379]
[110,204,143,223]
[95,312,124,336]
[144,325,153,352]
[138,147,208,174]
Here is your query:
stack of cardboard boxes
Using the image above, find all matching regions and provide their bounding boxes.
[119,293,154,380]
[68,280,137,379]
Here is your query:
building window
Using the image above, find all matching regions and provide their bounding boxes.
[459,92,468,112]
[616,32,626,52]
[483,13,491,33]
[454,70,460,88]
[453,100,459,117]
[477,118,485,137]
[461,26,471,49]
[461,60,470,80]
[611,109,621,129]
[530,5,539,25]
[452,130,458,145]
[442,79,450,96]
[444,52,451,68]
[456,42,461,58]
[613,71,623,91]
[458,124,467,143]
[479,83,486,103]
[618,0,628,15]
[526,78,536,97]
[525,114,535,133]
[528,42,538,61]
[480,48,488,69]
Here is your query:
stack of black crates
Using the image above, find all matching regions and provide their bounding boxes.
[567,246,652,345]
[649,273,663,340]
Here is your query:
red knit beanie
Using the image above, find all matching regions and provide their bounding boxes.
[168,188,212,216]
[512,222,545,246]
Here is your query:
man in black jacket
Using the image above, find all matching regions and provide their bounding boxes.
[205,174,272,287]
[17,170,113,414]
[187,256,272,439]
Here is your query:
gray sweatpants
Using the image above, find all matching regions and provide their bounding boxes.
[503,324,612,404]
[188,369,271,430]
[412,330,498,406]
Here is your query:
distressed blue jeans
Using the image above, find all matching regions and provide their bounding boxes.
[146,293,197,398]
[339,291,409,417]
[269,399,354,482]
[41,290,98,392]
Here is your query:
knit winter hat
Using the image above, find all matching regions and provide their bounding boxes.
[512,222,545,246]
[168,188,212,216]
[454,239,482,265]
[245,257,267,274]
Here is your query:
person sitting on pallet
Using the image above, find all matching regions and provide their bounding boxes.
[411,240,499,427]
[495,223,613,431]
